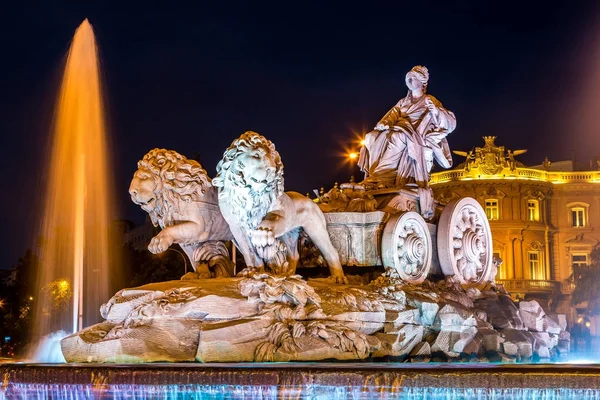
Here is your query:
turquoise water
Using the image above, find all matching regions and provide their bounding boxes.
[3,363,600,400]
[3,384,600,399]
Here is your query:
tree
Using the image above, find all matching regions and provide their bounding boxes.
[0,250,39,357]
[571,246,600,314]
[123,244,186,287]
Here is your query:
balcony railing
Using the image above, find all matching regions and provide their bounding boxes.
[495,279,561,294]
[561,281,576,294]
[430,167,600,184]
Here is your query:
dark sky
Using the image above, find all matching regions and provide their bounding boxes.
[1,1,600,269]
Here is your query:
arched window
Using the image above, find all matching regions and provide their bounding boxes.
[567,202,589,228]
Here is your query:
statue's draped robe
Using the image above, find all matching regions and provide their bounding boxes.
[358,93,456,186]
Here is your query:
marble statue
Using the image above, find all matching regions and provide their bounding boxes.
[61,134,570,365]
[129,149,234,278]
[358,66,456,215]
[211,131,347,283]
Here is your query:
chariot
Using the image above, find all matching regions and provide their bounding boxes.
[320,187,494,285]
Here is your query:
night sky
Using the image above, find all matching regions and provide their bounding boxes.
[1,1,600,269]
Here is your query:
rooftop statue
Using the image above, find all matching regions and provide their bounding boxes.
[212,131,347,283]
[358,66,456,216]
[129,149,234,278]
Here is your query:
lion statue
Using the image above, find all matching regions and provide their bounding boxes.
[212,131,347,283]
[129,149,234,278]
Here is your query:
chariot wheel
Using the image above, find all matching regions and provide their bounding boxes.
[437,197,493,284]
[381,211,432,284]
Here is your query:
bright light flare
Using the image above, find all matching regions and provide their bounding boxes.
[348,152,358,160]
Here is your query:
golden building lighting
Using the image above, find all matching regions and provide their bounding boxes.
[431,136,600,332]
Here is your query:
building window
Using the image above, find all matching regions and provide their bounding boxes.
[529,251,545,280]
[527,200,539,221]
[485,199,499,220]
[571,207,586,227]
[572,254,588,268]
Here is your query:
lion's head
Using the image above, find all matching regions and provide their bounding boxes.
[129,149,212,227]
[213,131,284,229]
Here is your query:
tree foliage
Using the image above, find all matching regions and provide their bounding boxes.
[0,244,186,357]
[123,244,186,287]
[571,246,600,314]
[0,250,39,357]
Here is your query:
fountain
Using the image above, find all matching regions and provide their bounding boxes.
[27,19,118,361]
[3,21,600,400]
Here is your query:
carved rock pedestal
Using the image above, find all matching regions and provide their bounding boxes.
[61,275,568,364]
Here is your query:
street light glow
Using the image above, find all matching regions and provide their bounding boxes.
[348,152,358,160]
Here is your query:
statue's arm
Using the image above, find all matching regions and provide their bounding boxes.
[430,96,456,133]
[376,106,401,129]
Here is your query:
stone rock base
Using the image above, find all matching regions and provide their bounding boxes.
[61,274,568,363]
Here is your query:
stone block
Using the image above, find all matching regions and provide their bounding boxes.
[475,296,524,331]
[62,319,203,363]
[502,342,518,356]
[409,341,431,362]
[531,332,550,349]
[519,300,546,317]
[377,325,425,357]
[440,290,474,310]
[473,309,488,322]
[480,328,503,352]
[419,301,440,326]
[433,304,473,330]
[536,345,550,359]
[559,331,571,341]
[196,317,274,362]
[431,330,460,358]
[453,326,478,352]
[520,310,544,332]
[547,312,567,332]
[454,330,482,355]
[543,316,561,335]
[390,308,420,325]
[502,328,533,358]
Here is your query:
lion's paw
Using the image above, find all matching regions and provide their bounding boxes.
[329,273,349,285]
[236,266,265,278]
[249,228,275,247]
[148,235,174,254]
[181,271,211,280]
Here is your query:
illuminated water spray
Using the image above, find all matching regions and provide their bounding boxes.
[32,19,117,344]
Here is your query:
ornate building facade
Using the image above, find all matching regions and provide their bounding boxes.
[430,137,600,330]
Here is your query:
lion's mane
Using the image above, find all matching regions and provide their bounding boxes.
[137,148,212,227]
[212,131,284,230]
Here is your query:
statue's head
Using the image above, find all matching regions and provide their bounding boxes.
[129,148,212,226]
[405,65,429,91]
